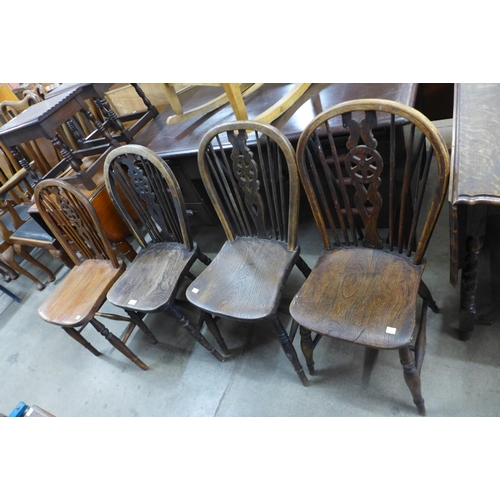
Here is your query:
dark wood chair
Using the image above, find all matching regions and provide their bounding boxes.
[103,145,224,362]
[289,98,450,415]
[34,179,149,370]
[185,120,312,386]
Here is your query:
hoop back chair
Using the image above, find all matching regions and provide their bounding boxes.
[290,98,450,415]
[103,145,224,362]
[34,179,148,370]
[186,120,311,386]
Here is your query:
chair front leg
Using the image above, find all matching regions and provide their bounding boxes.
[200,311,230,355]
[299,325,315,375]
[62,326,101,356]
[169,305,225,362]
[272,318,309,386]
[127,310,158,345]
[399,346,426,416]
[90,318,148,370]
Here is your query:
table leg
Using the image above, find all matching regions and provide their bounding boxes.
[458,204,487,340]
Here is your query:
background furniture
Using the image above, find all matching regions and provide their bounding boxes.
[289,98,450,415]
[186,120,312,386]
[133,83,423,227]
[103,145,224,362]
[35,179,149,370]
[0,86,139,261]
[449,83,500,340]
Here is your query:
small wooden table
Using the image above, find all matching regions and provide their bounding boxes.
[0,86,137,260]
[449,83,500,340]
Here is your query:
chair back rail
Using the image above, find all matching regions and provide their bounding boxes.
[198,120,300,251]
[34,179,120,267]
[296,98,449,265]
[104,145,193,251]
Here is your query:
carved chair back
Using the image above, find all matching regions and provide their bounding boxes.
[198,120,300,251]
[296,99,450,265]
[103,145,193,251]
[34,179,120,268]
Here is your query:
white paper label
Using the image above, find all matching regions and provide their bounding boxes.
[128,299,138,305]
[75,315,81,320]
[386,326,397,335]
[192,288,199,294]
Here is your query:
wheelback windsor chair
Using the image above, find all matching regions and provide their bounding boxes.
[34,179,149,370]
[103,144,224,362]
[289,98,450,415]
[186,120,312,386]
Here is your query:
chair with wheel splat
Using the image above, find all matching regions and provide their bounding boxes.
[290,98,450,415]
[103,145,224,362]
[34,179,150,370]
[185,120,312,386]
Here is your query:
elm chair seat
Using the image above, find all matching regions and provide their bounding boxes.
[107,241,199,313]
[290,247,425,350]
[39,259,125,327]
[187,237,299,321]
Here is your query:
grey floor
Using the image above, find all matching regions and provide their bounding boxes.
[1,119,499,418]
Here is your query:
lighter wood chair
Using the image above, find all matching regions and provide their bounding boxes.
[290,98,450,415]
[103,145,224,362]
[34,179,149,370]
[164,84,310,125]
[185,121,312,385]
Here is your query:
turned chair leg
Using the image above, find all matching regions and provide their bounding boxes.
[168,305,225,362]
[361,347,379,385]
[200,311,230,355]
[63,326,102,356]
[272,318,309,386]
[299,325,315,375]
[90,318,148,370]
[399,346,426,416]
[418,280,439,313]
[127,310,158,345]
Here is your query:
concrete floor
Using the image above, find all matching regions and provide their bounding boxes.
[1,119,499,417]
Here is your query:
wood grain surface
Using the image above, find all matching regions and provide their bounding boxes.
[451,83,500,205]
[38,259,125,327]
[290,247,425,349]
[107,242,197,312]
[186,237,298,320]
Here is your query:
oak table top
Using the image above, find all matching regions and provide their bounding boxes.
[450,83,500,206]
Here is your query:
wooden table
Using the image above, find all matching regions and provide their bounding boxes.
[0,86,136,260]
[0,85,117,190]
[133,83,420,225]
[449,83,500,340]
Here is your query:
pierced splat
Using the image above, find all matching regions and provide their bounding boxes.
[121,156,166,233]
[343,110,378,149]
[228,129,268,238]
[108,153,183,245]
[343,111,384,248]
[52,187,107,260]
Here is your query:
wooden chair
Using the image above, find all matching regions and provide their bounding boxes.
[0,168,61,290]
[103,145,224,362]
[289,98,450,415]
[185,121,312,385]
[164,84,311,125]
[34,179,149,370]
